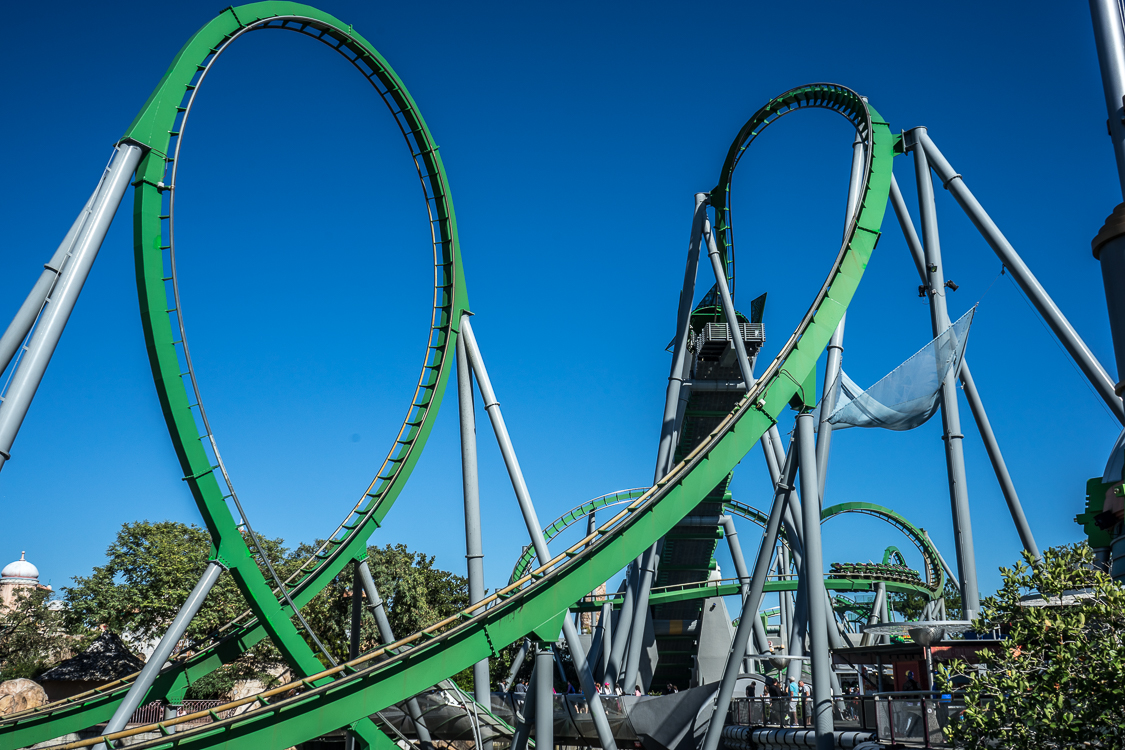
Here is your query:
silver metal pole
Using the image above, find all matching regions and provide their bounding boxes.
[859,584,886,647]
[911,131,981,620]
[456,325,492,717]
[512,661,537,750]
[0,181,102,376]
[459,317,618,750]
[699,437,798,750]
[916,131,1125,424]
[99,561,224,743]
[503,639,531,693]
[588,602,610,683]
[655,193,708,479]
[356,561,434,746]
[703,217,755,388]
[622,543,658,692]
[778,549,792,652]
[0,143,143,472]
[1090,0,1125,198]
[721,516,770,654]
[601,601,613,681]
[815,132,865,498]
[535,645,554,750]
[605,563,638,687]
[795,413,833,750]
[889,174,1040,560]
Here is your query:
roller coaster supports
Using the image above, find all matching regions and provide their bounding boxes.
[908,130,981,620]
[655,193,707,479]
[796,413,834,749]
[0,142,143,474]
[860,583,887,647]
[889,175,1042,561]
[720,516,770,654]
[1090,0,1125,199]
[504,639,532,693]
[0,180,101,376]
[777,550,792,651]
[815,131,865,499]
[605,563,638,688]
[916,130,1125,424]
[704,216,755,388]
[623,543,658,692]
[512,662,537,750]
[96,560,223,748]
[536,645,555,750]
[356,561,433,747]
[700,433,798,750]
[460,316,619,750]
[588,602,611,683]
[456,324,492,728]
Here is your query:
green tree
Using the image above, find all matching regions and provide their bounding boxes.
[0,587,66,680]
[938,544,1125,749]
[889,579,962,622]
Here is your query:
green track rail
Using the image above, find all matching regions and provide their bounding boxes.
[2,60,894,749]
[11,82,893,750]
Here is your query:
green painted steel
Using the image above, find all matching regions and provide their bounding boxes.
[0,4,466,749]
[23,84,894,750]
[3,80,893,750]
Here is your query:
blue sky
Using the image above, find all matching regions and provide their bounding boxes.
[0,0,1120,621]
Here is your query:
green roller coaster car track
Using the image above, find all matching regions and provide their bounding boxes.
[0,13,894,746]
[511,494,943,594]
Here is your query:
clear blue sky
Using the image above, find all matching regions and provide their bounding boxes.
[0,0,1120,614]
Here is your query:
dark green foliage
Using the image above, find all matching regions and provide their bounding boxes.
[938,544,1125,749]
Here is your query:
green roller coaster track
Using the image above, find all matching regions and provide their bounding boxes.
[0,4,897,748]
[510,494,944,594]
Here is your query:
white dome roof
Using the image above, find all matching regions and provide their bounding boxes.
[2,552,39,581]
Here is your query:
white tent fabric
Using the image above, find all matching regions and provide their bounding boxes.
[817,307,976,432]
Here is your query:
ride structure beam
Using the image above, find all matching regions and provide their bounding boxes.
[455,321,491,729]
[908,129,981,619]
[915,130,1124,424]
[459,316,618,750]
[0,142,143,474]
[889,171,1041,562]
[796,413,833,750]
[700,434,798,750]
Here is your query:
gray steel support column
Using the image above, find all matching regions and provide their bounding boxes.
[503,639,531,693]
[163,704,180,735]
[778,550,792,651]
[655,193,708,480]
[721,516,770,654]
[535,645,554,750]
[815,132,864,499]
[795,413,833,750]
[589,602,611,683]
[878,582,891,645]
[459,316,618,750]
[786,574,808,683]
[703,218,755,388]
[916,130,1125,424]
[99,561,223,744]
[890,174,1041,560]
[512,662,537,750]
[456,325,492,714]
[0,182,101,376]
[605,563,638,687]
[859,584,886,647]
[1090,0,1125,199]
[0,143,143,473]
[911,131,981,619]
[700,439,797,750]
[622,544,658,692]
[356,561,433,746]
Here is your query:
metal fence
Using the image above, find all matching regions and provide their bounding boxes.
[128,700,232,727]
[728,692,966,748]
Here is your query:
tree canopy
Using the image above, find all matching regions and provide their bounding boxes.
[939,543,1125,749]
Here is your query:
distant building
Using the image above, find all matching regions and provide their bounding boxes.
[37,632,144,702]
[0,552,51,610]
